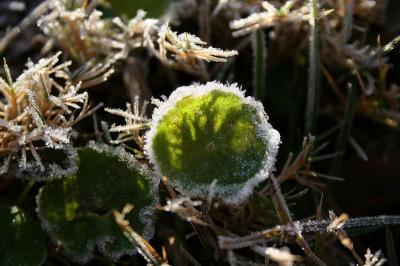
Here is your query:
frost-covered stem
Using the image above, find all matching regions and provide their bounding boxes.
[310,215,400,232]
[220,216,400,250]
[269,174,327,266]
[0,0,50,54]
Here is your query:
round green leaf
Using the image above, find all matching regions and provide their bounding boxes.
[145,82,280,204]
[37,143,158,263]
[0,206,46,266]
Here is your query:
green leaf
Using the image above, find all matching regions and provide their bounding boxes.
[0,206,46,266]
[145,82,280,204]
[37,143,158,263]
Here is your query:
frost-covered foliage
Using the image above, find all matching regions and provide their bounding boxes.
[38,0,237,77]
[230,1,309,37]
[105,96,150,146]
[37,0,155,86]
[227,0,400,126]
[229,0,382,70]
[145,22,238,76]
[0,52,89,177]
[1,0,400,265]
[38,0,155,62]
[145,81,280,203]
[37,143,159,263]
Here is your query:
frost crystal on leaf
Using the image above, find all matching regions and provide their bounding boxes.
[145,81,280,204]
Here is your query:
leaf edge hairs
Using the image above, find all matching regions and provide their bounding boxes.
[144,81,280,204]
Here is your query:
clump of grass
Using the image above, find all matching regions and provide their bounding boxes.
[0,52,92,175]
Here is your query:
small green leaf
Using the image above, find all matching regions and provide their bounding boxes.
[37,143,158,263]
[0,206,46,266]
[145,82,280,204]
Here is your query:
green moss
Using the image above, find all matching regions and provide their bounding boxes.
[152,90,267,188]
[37,146,157,263]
